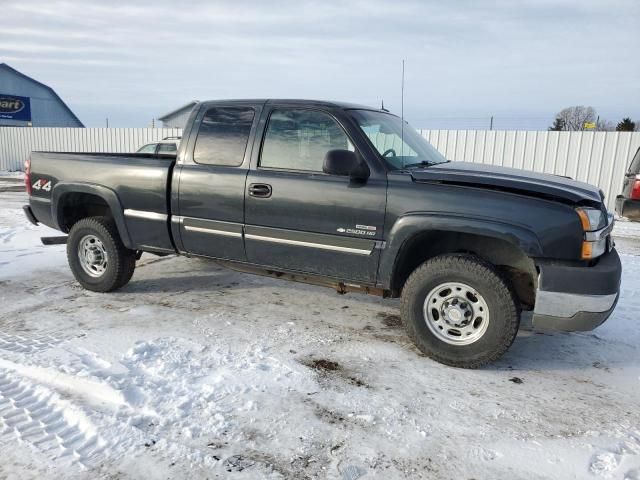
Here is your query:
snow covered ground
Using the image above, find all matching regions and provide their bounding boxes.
[1,189,640,480]
[0,171,24,179]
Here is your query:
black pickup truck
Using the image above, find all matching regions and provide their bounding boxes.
[23,99,622,368]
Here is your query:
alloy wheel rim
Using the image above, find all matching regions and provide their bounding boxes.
[423,281,490,345]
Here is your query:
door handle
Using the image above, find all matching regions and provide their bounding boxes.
[248,183,272,198]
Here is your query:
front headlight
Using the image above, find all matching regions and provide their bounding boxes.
[575,207,605,231]
[575,207,609,259]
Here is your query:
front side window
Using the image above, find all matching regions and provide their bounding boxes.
[260,109,354,172]
[137,143,157,154]
[349,109,447,170]
[194,107,255,166]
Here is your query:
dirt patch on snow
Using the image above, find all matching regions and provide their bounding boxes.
[299,357,370,389]
[305,358,341,372]
[377,311,403,328]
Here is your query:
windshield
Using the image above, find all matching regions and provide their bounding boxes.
[137,143,157,154]
[349,109,448,170]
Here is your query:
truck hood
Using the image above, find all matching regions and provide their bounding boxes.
[410,161,602,205]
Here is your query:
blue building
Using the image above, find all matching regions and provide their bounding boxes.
[0,63,83,127]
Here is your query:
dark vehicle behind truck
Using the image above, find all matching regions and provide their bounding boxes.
[24,99,622,368]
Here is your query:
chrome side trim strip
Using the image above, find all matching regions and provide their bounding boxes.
[180,216,243,238]
[534,290,618,318]
[184,225,242,238]
[124,209,168,221]
[245,233,372,255]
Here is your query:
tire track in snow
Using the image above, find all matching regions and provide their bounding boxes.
[0,229,17,244]
[0,369,107,468]
[0,331,65,354]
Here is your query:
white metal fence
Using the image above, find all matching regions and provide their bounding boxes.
[1,127,639,210]
[419,130,640,210]
[0,127,182,171]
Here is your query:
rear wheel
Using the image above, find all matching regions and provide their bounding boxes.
[67,216,136,292]
[400,254,519,368]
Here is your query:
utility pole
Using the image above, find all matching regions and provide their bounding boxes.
[401,59,405,158]
[106,118,109,128]
[489,116,494,131]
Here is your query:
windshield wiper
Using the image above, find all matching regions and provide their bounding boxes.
[402,160,449,169]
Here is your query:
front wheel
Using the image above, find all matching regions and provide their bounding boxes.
[400,254,519,368]
[67,216,136,292]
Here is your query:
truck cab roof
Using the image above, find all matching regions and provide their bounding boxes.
[198,98,388,112]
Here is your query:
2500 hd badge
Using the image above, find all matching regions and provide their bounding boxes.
[337,225,377,236]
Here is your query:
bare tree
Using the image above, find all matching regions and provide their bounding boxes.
[554,106,596,131]
[597,118,615,131]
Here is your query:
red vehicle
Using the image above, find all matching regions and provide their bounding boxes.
[616,147,640,221]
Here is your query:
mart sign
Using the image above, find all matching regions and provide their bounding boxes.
[0,94,31,121]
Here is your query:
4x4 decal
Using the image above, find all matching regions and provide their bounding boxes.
[32,179,52,192]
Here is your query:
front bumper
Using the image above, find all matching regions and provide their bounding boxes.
[616,195,640,221]
[532,248,622,331]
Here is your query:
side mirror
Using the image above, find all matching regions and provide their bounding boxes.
[322,149,370,181]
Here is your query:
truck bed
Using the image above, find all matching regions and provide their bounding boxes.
[28,151,177,252]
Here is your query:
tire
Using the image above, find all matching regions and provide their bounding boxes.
[400,254,519,368]
[66,216,136,292]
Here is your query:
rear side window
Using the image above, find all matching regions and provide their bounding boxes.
[259,109,353,172]
[194,107,255,166]
[157,143,177,154]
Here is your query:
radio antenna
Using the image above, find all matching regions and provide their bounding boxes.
[401,59,405,161]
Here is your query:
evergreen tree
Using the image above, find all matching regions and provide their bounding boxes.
[616,118,636,131]
[548,117,566,131]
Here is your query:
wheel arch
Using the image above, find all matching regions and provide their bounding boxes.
[52,183,133,249]
[381,215,540,307]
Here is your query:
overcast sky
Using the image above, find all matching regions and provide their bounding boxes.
[2,0,639,128]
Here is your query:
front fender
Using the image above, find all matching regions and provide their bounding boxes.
[378,213,542,288]
[51,182,133,249]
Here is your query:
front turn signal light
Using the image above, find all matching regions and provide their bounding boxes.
[581,238,607,260]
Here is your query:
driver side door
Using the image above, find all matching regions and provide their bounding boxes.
[244,107,387,283]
